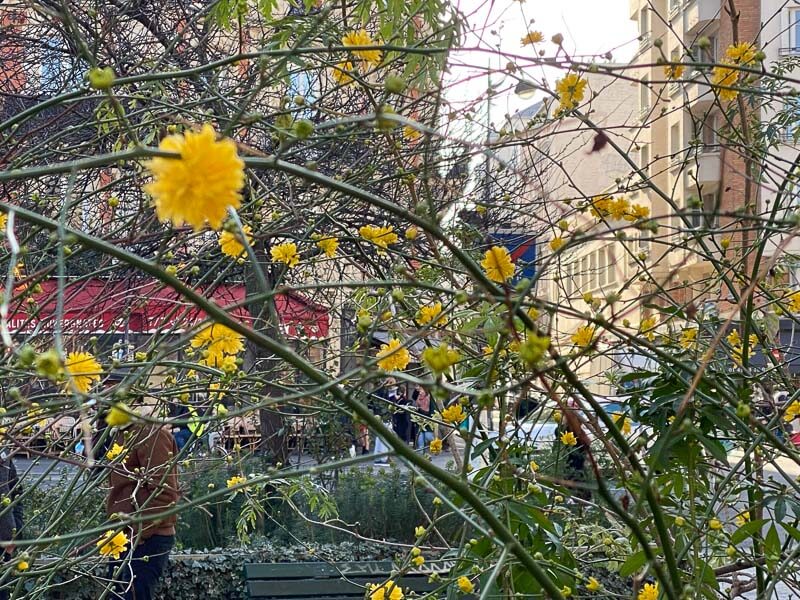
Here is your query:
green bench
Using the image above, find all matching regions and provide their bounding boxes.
[243,560,457,599]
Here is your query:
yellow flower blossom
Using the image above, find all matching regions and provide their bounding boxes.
[549,236,566,252]
[615,414,632,435]
[456,576,474,594]
[359,225,398,250]
[787,291,800,313]
[638,583,658,600]
[190,324,245,367]
[331,61,354,86]
[315,235,338,258]
[422,343,460,374]
[517,335,550,366]
[555,73,588,112]
[480,246,515,282]
[560,431,578,446]
[735,511,750,527]
[627,203,651,220]
[16,560,29,572]
[709,517,723,531]
[414,526,425,537]
[226,475,246,489]
[608,197,630,220]
[97,530,129,560]
[143,124,244,231]
[640,316,658,342]
[726,42,758,65]
[727,330,741,347]
[417,302,445,326]
[403,125,422,141]
[441,404,466,425]
[342,29,382,67]
[376,338,410,371]
[571,325,595,348]
[664,63,685,79]
[105,403,133,427]
[219,224,253,258]
[270,242,300,268]
[521,31,544,45]
[784,400,800,422]
[711,65,740,102]
[679,327,698,349]
[586,577,601,592]
[0,214,7,232]
[65,351,102,394]
[429,438,443,454]
[529,460,539,472]
[106,443,125,460]
[411,555,424,567]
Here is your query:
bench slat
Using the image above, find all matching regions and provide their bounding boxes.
[247,575,438,596]
[244,561,394,580]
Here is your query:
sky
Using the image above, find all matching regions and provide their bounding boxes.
[447,0,640,128]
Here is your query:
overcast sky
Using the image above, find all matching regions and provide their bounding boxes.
[446,0,640,124]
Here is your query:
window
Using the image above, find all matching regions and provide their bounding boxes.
[789,8,800,52]
[699,113,718,151]
[590,251,597,289]
[598,249,607,288]
[669,0,682,17]
[640,76,650,118]
[639,9,650,40]
[670,123,681,164]
[580,256,589,290]
[640,144,650,176]
[785,98,800,141]
[606,247,616,284]
[690,193,718,228]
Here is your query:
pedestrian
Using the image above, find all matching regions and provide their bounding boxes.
[393,386,411,444]
[0,448,23,600]
[105,398,180,600]
[413,385,434,450]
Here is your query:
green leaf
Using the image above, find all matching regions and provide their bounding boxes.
[619,550,649,577]
[731,519,768,545]
[695,433,729,463]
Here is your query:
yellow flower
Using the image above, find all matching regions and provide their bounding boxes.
[679,327,698,349]
[414,526,425,537]
[735,511,750,527]
[529,460,539,472]
[608,197,630,220]
[590,195,612,217]
[638,583,658,600]
[721,236,731,250]
[615,414,632,435]
[527,307,539,321]
[709,518,723,531]
[517,335,550,367]
[65,351,101,394]
[586,577,601,592]
[727,330,742,347]
[97,530,129,560]
[417,302,445,326]
[521,31,544,45]
[627,203,651,220]
[457,576,474,594]
[788,291,800,313]
[226,475,247,489]
[640,316,658,342]
[429,438,443,454]
[422,343,461,374]
[784,400,800,422]
[582,292,594,304]
[376,338,410,371]
[664,63,685,79]
[190,324,245,367]
[561,586,572,598]
[143,124,244,231]
[555,73,588,112]
[726,42,757,65]
[270,242,300,268]
[315,235,338,258]
[105,403,133,427]
[0,214,7,232]
[441,404,466,425]
[674,515,686,527]
[342,29,382,66]
[549,236,566,251]
[560,431,577,446]
[368,581,404,600]
[405,225,419,239]
[331,61,354,85]
[219,224,253,258]
[403,126,422,142]
[16,560,29,572]
[711,65,740,102]
[480,246,515,282]
[412,555,424,567]
[359,225,398,250]
[571,325,595,348]
[106,443,125,460]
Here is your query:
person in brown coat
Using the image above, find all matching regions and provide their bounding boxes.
[106,418,179,600]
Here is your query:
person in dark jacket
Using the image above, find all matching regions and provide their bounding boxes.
[0,450,23,600]
[106,412,179,600]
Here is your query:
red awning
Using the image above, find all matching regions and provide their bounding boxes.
[3,278,328,338]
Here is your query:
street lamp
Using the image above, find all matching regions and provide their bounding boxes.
[514,79,539,100]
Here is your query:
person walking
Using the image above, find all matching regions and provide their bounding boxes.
[0,449,23,600]
[106,406,179,600]
[413,385,434,450]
